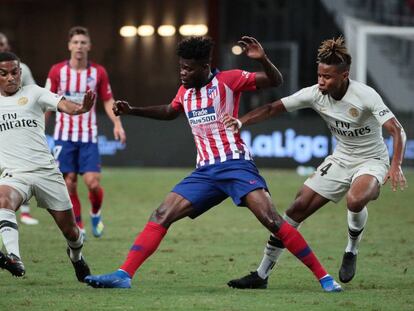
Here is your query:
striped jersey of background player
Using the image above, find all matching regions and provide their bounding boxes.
[45,26,126,239]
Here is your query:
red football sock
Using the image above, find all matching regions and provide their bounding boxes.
[69,193,83,229]
[120,222,168,277]
[275,221,327,280]
[89,187,104,215]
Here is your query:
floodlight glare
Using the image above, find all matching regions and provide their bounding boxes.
[158,25,176,37]
[120,26,137,37]
[137,25,155,37]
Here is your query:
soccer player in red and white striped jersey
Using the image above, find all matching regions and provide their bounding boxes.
[46,26,126,238]
[84,36,341,292]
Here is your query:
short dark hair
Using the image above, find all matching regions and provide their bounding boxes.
[176,37,214,62]
[68,26,90,41]
[317,36,351,71]
[0,51,20,63]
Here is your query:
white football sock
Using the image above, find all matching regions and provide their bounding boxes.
[345,207,368,255]
[0,208,21,258]
[256,214,301,279]
[67,228,84,262]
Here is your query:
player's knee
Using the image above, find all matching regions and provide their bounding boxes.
[0,195,12,209]
[62,225,79,241]
[64,178,78,193]
[346,194,364,212]
[85,178,100,192]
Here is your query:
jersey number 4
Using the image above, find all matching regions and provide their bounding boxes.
[319,163,332,176]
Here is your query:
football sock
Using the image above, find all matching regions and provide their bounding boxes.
[20,204,31,215]
[69,193,83,229]
[275,221,327,280]
[257,214,301,279]
[120,222,167,277]
[0,208,21,258]
[345,207,368,255]
[67,228,84,262]
[89,187,104,215]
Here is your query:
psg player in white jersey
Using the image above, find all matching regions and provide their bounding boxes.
[85,36,342,292]
[0,51,94,282]
[0,31,40,225]
[224,37,407,289]
[46,26,126,239]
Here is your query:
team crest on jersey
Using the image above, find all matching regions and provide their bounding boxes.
[348,107,359,118]
[207,86,218,99]
[188,106,217,126]
[17,97,28,106]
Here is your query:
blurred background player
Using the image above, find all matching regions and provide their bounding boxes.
[84,36,341,292]
[0,31,39,225]
[0,51,92,282]
[45,26,126,238]
[224,36,407,289]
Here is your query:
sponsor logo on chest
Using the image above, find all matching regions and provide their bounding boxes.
[188,106,217,126]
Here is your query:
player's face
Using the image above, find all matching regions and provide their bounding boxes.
[68,34,91,61]
[0,60,21,96]
[0,36,10,53]
[317,63,349,96]
[179,58,210,89]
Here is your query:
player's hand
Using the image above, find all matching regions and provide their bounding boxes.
[383,164,408,192]
[80,90,96,113]
[222,113,242,133]
[113,124,126,144]
[238,36,266,60]
[113,100,132,116]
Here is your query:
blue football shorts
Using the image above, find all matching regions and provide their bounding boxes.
[53,140,101,174]
[172,159,269,218]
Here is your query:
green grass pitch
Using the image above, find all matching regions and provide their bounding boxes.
[1,168,413,311]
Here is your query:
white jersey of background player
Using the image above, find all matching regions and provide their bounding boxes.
[224,36,407,289]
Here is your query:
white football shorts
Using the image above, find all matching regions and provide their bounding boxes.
[0,167,72,211]
[304,155,389,203]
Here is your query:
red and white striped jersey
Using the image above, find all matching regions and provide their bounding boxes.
[46,61,113,143]
[171,69,257,167]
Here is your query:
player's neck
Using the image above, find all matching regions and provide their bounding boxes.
[331,79,349,101]
[69,58,88,71]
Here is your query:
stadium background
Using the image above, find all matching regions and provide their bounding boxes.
[1,0,413,169]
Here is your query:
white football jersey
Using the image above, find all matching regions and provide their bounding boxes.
[0,85,62,172]
[281,79,395,162]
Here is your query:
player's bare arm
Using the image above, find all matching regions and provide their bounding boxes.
[222,99,287,132]
[113,100,180,120]
[58,89,96,115]
[382,117,407,191]
[104,98,126,144]
[238,36,283,88]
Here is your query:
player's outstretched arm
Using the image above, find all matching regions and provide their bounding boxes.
[238,36,283,89]
[58,90,96,115]
[222,99,287,132]
[382,117,408,191]
[113,100,180,120]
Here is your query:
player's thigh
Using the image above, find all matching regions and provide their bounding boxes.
[305,156,351,203]
[32,169,72,212]
[53,140,79,173]
[347,159,388,208]
[78,142,101,174]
